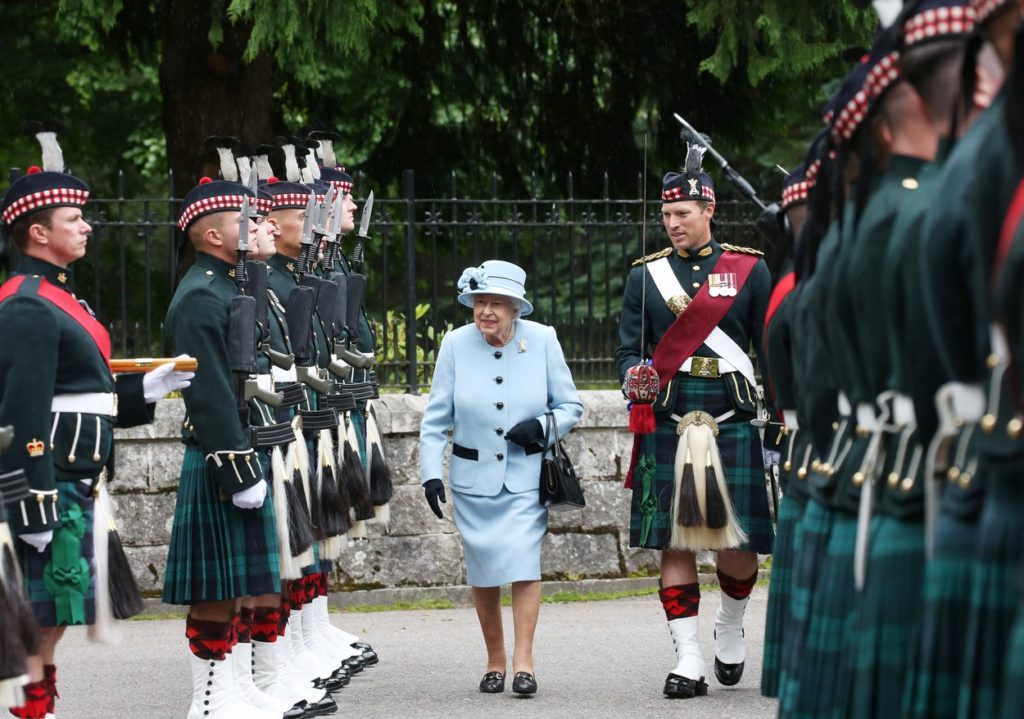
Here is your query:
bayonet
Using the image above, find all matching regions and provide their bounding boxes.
[235,196,251,287]
[296,191,318,274]
[357,190,374,239]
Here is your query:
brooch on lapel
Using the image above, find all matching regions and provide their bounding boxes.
[518,339,527,353]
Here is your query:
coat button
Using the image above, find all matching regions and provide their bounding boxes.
[494,351,502,359]
[495,376,503,384]
[495,428,504,435]
[693,265,700,271]
[496,453,504,461]
[496,402,504,409]
[692,282,700,289]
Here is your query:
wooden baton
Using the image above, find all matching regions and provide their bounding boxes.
[110,357,198,374]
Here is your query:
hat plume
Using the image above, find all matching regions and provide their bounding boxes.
[684,143,706,177]
[35,131,64,173]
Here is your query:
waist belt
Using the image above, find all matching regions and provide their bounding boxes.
[453,442,543,461]
[274,382,306,407]
[51,392,117,416]
[321,391,357,412]
[249,421,296,449]
[271,365,297,383]
[679,355,739,379]
[299,408,339,431]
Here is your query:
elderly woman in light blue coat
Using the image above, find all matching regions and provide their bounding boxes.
[420,260,583,697]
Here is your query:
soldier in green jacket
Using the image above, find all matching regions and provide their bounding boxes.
[616,145,773,699]
[0,139,189,718]
[163,177,299,719]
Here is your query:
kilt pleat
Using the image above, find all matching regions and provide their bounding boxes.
[762,491,807,697]
[18,479,96,627]
[848,515,925,719]
[163,445,281,604]
[628,375,774,554]
[779,498,833,716]
[901,511,980,719]
[958,468,1024,719]
[999,602,1024,719]
[794,514,857,719]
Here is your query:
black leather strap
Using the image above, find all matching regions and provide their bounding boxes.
[249,422,296,449]
[274,382,307,407]
[299,408,339,431]
[452,444,478,461]
[321,391,357,413]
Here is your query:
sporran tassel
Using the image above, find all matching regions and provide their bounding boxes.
[269,447,301,580]
[703,451,727,529]
[317,429,351,538]
[343,419,374,522]
[676,448,704,527]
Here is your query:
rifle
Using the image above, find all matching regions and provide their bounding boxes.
[288,191,334,393]
[672,113,783,246]
[228,197,283,411]
[336,190,376,374]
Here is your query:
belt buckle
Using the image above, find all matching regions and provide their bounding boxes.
[689,357,719,378]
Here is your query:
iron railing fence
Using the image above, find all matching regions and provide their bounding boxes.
[2,169,763,392]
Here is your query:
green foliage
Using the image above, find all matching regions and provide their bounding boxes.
[685,0,875,85]
[374,303,453,390]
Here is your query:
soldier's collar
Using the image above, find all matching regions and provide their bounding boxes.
[268,252,299,275]
[678,241,715,259]
[18,255,73,288]
[194,251,235,278]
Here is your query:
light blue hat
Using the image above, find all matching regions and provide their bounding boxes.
[456,260,533,316]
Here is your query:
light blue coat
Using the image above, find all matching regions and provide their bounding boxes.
[420,319,583,496]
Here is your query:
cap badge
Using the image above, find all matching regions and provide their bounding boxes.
[687,178,700,197]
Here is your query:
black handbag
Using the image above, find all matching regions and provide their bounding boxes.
[538,412,585,510]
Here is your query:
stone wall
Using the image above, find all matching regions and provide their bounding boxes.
[113,391,663,594]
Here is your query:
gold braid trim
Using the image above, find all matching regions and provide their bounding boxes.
[631,247,673,266]
[720,243,764,256]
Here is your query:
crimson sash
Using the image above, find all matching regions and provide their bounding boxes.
[650,250,760,390]
[764,272,796,332]
[994,178,1024,280]
[0,275,112,364]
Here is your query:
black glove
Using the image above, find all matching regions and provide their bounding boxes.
[423,478,446,519]
[505,418,545,448]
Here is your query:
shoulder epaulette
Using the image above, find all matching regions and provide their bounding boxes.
[720,243,764,257]
[631,247,673,266]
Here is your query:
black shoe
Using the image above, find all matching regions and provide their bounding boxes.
[512,671,537,696]
[714,656,744,686]
[329,666,351,687]
[283,703,309,719]
[308,692,338,715]
[664,672,709,698]
[342,655,365,673]
[479,671,505,693]
[352,641,378,665]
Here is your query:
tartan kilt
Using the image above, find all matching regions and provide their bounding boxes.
[17,479,95,627]
[163,445,281,604]
[999,602,1024,719]
[792,513,857,719]
[958,467,1024,719]
[848,515,925,719]
[628,375,774,554]
[778,497,833,714]
[901,510,980,719]
[762,490,807,697]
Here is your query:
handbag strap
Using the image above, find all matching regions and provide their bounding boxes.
[544,411,562,457]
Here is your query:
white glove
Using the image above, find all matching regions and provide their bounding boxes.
[231,480,267,510]
[20,530,54,553]
[763,449,781,469]
[143,355,195,402]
